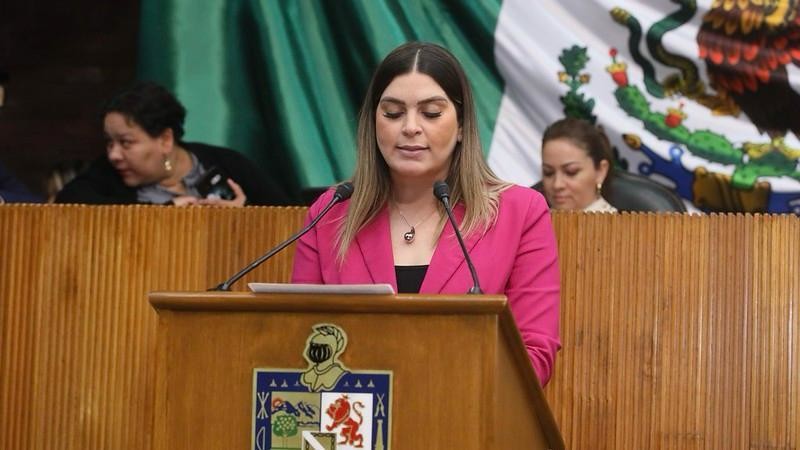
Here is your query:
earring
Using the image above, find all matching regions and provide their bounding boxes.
[596,182,602,196]
[163,155,173,172]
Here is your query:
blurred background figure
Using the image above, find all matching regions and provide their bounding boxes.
[55,82,289,206]
[540,117,617,212]
[0,161,43,203]
[43,160,88,203]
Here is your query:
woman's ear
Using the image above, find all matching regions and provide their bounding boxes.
[158,128,175,153]
[596,159,610,185]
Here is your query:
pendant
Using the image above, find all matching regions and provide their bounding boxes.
[403,226,415,244]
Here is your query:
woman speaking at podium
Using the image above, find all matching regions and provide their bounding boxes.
[292,42,560,386]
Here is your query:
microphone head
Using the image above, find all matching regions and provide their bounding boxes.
[333,182,354,201]
[433,180,450,201]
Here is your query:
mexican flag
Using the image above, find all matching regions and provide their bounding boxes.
[139,0,800,213]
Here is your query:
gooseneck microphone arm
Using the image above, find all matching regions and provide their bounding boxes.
[433,181,483,294]
[209,182,354,291]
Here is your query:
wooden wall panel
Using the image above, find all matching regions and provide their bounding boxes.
[1,205,798,449]
[0,205,306,450]
[545,212,799,450]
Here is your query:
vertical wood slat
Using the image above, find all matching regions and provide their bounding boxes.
[1,205,798,449]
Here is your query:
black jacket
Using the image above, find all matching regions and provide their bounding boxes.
[55,143,289,206]
[0,162,43,203]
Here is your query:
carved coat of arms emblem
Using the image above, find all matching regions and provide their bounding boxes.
[252,324,392,450]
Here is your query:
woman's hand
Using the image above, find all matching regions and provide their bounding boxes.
[171,195,200,206]
[199,178,247,207]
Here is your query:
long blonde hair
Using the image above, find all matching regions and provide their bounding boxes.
[337,42,509,262]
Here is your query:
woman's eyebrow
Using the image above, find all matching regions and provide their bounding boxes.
[379,95,449,106]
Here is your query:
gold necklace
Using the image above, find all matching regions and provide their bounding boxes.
[395,205,438,244]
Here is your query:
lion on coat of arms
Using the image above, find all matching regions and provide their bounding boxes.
[325,394,365,447]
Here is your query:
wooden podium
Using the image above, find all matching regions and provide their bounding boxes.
[149,291,564,450]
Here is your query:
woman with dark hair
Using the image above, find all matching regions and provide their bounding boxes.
[56,82,287,206]
[540,117,617,212]
[291,42,561,386]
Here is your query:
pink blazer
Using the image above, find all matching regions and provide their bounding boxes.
[292,185,561,385]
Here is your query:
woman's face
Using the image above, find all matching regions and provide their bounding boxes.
[541,138,609,210]
[104,112,172,187]
[375,71,462,183]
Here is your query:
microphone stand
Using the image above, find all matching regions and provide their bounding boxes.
[209,182,353,291]
[433,181,483,294]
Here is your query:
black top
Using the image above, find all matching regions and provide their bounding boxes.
[395,265,428,294]
[54,142,290,206]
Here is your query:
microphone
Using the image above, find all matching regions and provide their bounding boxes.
[433,181,482,294]
[210,182,354,291]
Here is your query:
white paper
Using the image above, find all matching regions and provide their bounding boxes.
[248,282,395,295]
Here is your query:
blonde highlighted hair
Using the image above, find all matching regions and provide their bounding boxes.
[337,42,509,262]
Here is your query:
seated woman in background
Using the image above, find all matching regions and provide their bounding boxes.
[56,82,288,206]
[540,117,617,212]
